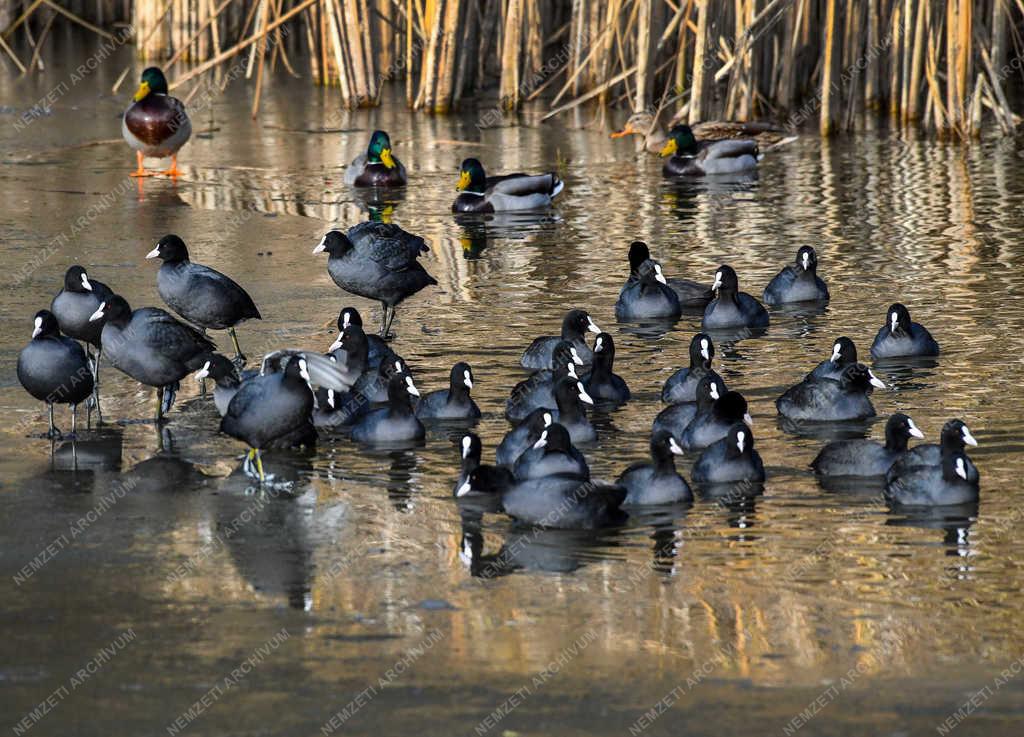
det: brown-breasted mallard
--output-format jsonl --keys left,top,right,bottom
{"left": 344, "top": 130, "right": 407, "bottom": 187}
{"left": 123, "top": 67, "right": 191, "bottom": 178}
{"left": 453, "top": 158, "right": 564, "bottom": 213}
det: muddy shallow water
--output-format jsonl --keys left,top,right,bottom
{"left": 2, "top": 39, "right": 1024, "bottom": 736}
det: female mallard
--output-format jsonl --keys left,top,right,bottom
{"left": 611, "top": 110, "right": 792, "bottom": 154}
{"left": 452, "top": 158, "right": 563, "bottom": 213}
{"left": 660, "top": 124, "right": 760, "bottom": 177}
{"left": 123, "top": 67, "right": 190, "bottom": 178}
{"left": 344, "top": 130, "right": 407, "bottom": 187}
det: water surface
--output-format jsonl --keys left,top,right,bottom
{"left": 2, "top": 40, "right": 1024, "bottom": 736}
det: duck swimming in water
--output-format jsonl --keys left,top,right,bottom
{"left": 660, "top": 124, "right": 760, "bottom": 177}
{"left": 453, "top": 158, "right": 563, "bottom": 213}
{"left": 344, "top": 130, "right": 407, "bottom": 187}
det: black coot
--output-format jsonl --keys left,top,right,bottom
{"left": 885, "top": 419, "right": 977, "bottom": 483}
{"left": 455, "top": 433, "right": 515, "bottom": 497}
{"left": 762, "top": 245, "right": 830, "bottom": 305}
{"left": 17, "top": 310, "right": 95, "bottom": 437}
{"left": 885, "top": 447, "right": 979, "bottom": 507}
{"left": 147, "top": 235, "right": 261, "bottom": 364}
{"left": 702, "top": 264, "right": 769, "bottom": 331}
{"left": 584, "top": 333, "right": 630, "bottom": 405}
{"left": 220, "top": 355, "right": 317, "bottom": 482}
{"left": 680, "top": 389, "right": 751, "bottom": 450}
{"left": 551, "top": 377, "right": 597, "bottom": 444}
{"left": 496, "top": 408, "right": 554, "bottom": 467}
{"left": 51, "top": 265, "right": 113, "bottom": 403}
{"left": 416, "top": 362, "right": 481, "bottom": 421}
{"left": 628, "top": 241, "right": 711, "bottom": 308}
{"left": 615, "top": 259, "right": 681, "bottom": 321}
{"left": 506, "top": 340, "right": 581, "bottom": 422}
{"left": 870, "top": 303, "right": 939, "bottom": 359}
{"left": 661, "top": 333, "right": 715, "bottom": 404}
{"left": 330, "top": 307, "right": 393, "bottom": 370}
{"left": 501, "top": 477, "right": 627, "bottom": 529}
{"left": 520, "top": 309, "right": 600, "bottom": 370}
{"left": 808, "top": 336, "right": 858, "bottom": 381}
{"left": 313, "top": 224, "right": 436, "bottom": 338}
{"left": 776, "top": 363, "right": 885, "bottom": 422}
{"left": 692, "top": 423, "right": 765, "bottom": 484}
{"left": 653, "top": 373, "right": 727, "bottom": 441}
{"left": 812, "top": 413, "right": 924, "bottom": 477}
{"left": 513, "top": 423, "right": 590, "bottom": 481}
{"left": 617, "top": 430, "right": 692, "bottom": 505}
{"left": 351, "top": 372, "right": 425, "bottom": 445}
{"left": 89, "top": 295, "right": 215, "bottom": 421}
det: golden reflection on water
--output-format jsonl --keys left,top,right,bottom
{"left": 1, "top": 66, "right": 1024, "bottom": 734}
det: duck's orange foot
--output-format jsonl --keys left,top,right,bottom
{"left": 159, "top": 155, "right": 182, "bottom": 178}
{"left": 130, "top": 152, "right": 152, "bottom": 177}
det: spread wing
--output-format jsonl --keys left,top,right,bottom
{"left": 260, "top": 349, "right": 356, "bottom": 391}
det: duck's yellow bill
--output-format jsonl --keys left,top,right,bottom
{"left": 610, "top": 125, "right": 634, "bottom": 139}
{"left": 456, "top": 170, "right": 470, "bottom": 191}
{"left": 133, "top": 81, "right": 150, "bottom": 102}
{"left": 380, "top": 148, "right": 396, "bottom": 169}
{"left": 659, "top": 139, "right": 677, "bottom": 157}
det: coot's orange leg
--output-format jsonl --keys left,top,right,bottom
{"left": 130, "top": 151, "right": 152, "bottom": 178}
{"left": 160, "top": 155, "right": 182, "bottom": 178}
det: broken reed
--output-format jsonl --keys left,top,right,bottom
{"left": 4, "top": 0, "right": 1022, "bottom": 135}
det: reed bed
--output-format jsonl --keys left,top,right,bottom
{"left": 2, "top": 0, "right": 1023, "bottom": 136}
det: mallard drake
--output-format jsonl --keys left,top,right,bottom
{"left": 611, "top": 110, "right": 792, "bottom": 153}
{"left": 661, "top": 124, "right": 760, "bottom": 177}
{"left": 344, "top": 130, "right": 407, "bottom": 187}
{"left": 123, "top": 67, "right": 190, "bottom": 178}
{"left": 452, "top": 158, "right": 563, "bottom": 213}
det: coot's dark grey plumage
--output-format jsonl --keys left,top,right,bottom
{"left": 628, "top": 241, "right": 712, "bottom": 308}
{"left": 455, "top": 433, "right": 516, "bottom": 497}
{"left": 496, "top": 408, "right": 553, "bottom": 467}
{"left": 692, "top": 423, "right": 765, "bottom": 484}
{"left": 811, "top": 413, "right": 924, "bottom": 477}
{"left": 653, "top": 373, "right": 727, "bottom": 439}
{"left": 680, "top": 389, "right": 751, "bottom": 450}
{"left": 808, "top": 336, "right": 858, "bottom": 381}
{"left": 702, "top": 264, "right": 769, "bottom": 330}
{"left": 615, "top": 259, "right": 681, "bottom": 321}
{"left": 90, "top": 295, "right": 215, "bottom": 421}
{"left": 870, "top": 303, "right": 939, "bottom": 359}
{"left": 506, "top": 340, "right": 582, "bottom": 422}
{"left": 885, "top": 447, "right": 979, "bottom": 507}
{"left": 17, "top": 310, "right": 95, "bottom": 437}
{"left": 762, "top": 246, "right": 830, "bottom": 305}
{"left": 146, "top": 234, "right": 261, "bottom": 364}
{"left": 520, "top": 309, "right": 600, "bottom": 370}
{"left": 885, "top": 419, "right": 978, "bottom": 484}
{"left": 513, "top": 423, "right": 590, "bottom": 481}
{"left": 313, "top": 225, "right": 436, "bottom": 338}
{"left": 661, "top": 333, "right": 715, "bottom": 404}
{"left": 776, "top": 363, "right": 885, "bottom": 422}
{"left": 351, "top": 372, "right": 425, "bottom": 445}
{"left": 583, "top": 333, "right": 630, "bottom": 405}
{"left": 618, "top": 430, "right": 692, "bottom": 505}
{"left": 416, "top": 361, "right": 481, "bottom": 421}
{"left": 220, "top": 355, "right": 317, "bottom": 482}
{"left": 501, "top": 476, "right": 627, "bottom": 529}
